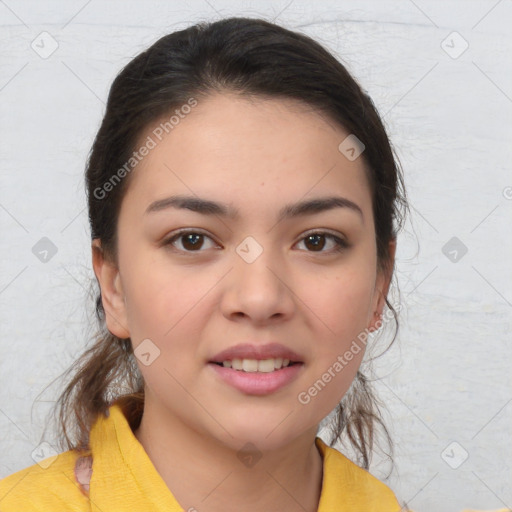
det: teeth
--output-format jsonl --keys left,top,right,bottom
{"left": 221, "top": 358, "right": 293, "bottom": 372}
{"left": 258, "top": 359, "right": 276, "bottom": 373}
{"left": 242, "top": 359, "right": 258, "bottom": 372}
{"left": 232, "top": 358, "right": 243, "bottom": 370}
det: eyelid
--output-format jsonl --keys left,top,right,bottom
{"left": 299, "top": 228, "right": 347, "bottom": 241}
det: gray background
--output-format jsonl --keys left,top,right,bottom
{"left": 1, "top": 1, "right": 511, "bottom": 511}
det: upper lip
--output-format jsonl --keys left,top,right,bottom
{"left": 209, "top": 343, "right": 304, "bottom": 363}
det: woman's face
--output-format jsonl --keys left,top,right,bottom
{"left": 94, "top": 92, "right": 393, "bottom": 451}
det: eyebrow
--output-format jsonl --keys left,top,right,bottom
{"left": 145, "top": 194, "right": 364, "bottom": 223}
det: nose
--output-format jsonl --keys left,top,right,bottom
{"left": 220, "top": 239, "right": 295, "bottom": 326}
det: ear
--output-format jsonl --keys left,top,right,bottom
{"left": 91, "top": 239, "right": 130, "bottom": 339}
{"left": 368, "top": 238, "right": 397, "bottom": 332}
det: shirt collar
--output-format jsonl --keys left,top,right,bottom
{"left": 88, "top": 398, "right": 398, "bottom": 511}
{"left": 88, "top": 399, "right": 183, "bottom": 511}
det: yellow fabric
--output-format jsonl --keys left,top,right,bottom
{"left": 0, "top": 398, "right": 403, "bottom": 511}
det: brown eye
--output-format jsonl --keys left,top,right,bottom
{"left": 164, "top": 230, "right": 217, "bottom": 252}
{"left": 297, "top": 232, "right": 348, "bottom": 253}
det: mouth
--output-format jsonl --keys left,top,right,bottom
{"left": 207, "top": 343, "right": 305, "bottom": 394}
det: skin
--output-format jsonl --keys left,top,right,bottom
{"left": 92, "top": 92, "right": 395, "bottom": 512}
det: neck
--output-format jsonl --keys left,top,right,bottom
{"left": 133, "top": 399, "right": 324, "bottom": 512}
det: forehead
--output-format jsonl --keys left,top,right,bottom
{"left": 121, "top": 93, "right": 372, "bottom": 219}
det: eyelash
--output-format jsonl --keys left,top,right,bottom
{"left": 162, "top": 229, "right": 349, "bottom": 255}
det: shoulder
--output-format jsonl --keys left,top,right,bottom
{"left": 316, "top": 438, "right": 402, "bottom": 511}
{"left": 0, "top": 448, "right": 90, "bottom": 511}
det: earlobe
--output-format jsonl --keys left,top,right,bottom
{"left": 91, "top": 240, "right": 130, "bottom": 339}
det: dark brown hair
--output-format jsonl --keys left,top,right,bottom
{"left": 46, "top": 16, "right": 407, "bottom": 470}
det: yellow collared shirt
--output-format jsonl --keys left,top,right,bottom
{"left": 0, "top": 400, "right": 402, "bottom": 511}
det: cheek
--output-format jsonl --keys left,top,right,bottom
{"left": 120, "top": 251, "right": 214, "bottom": 368}
{"left": 302, "top": 264, "right": 376, "bottom": 347}
{"left": 121, "top": 262, "right": 208, "bottom": 395}
{"left": 298, "top": 260, "right": 376, "bottom": 405}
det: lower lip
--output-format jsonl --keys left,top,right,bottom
{"left": 208, "top": 363, "right": 304, "bottom": 395}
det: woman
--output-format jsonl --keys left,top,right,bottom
{"left": 0, "top": 16, "right": 409, "bottom": 511}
